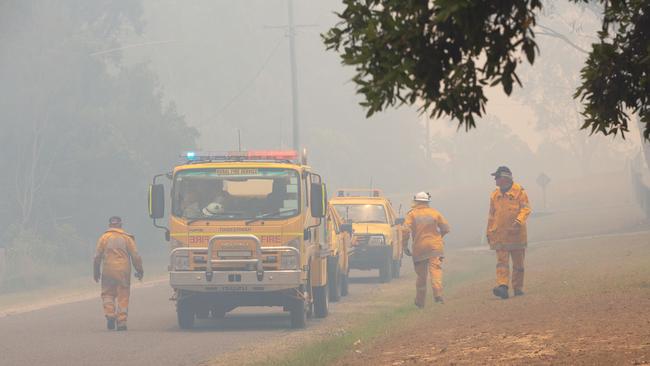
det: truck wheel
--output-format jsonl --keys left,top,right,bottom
{"left": 210, "top": 307, "right": 226, "bottom": 319}
{"left": 392, "top": 258, "right": 401, "bottom": 278}
{"left": 313, "top": 285, "right": 329, "bottom": 318}
{"left": 289, "top": 297, "right": 307, "bottom": 329}
{"left": 379, "top": 253, "right": 392, "bottom": 283}
{"left": 328, "top": 257, "right": 341, "bottom": 302}
{"left": 340, "top": 270, "right": 349, "bottom": 296}
{"left": 177, "top": 300, "right": 195, "bottom": 329}
{"left": 196, "top": 307, "right": 210, "bottom": 319}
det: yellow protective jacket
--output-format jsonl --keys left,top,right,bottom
{"left": 94, "top": 228, "right": 143, "bottom": 286}
{"left": 487, "top": 183, "right": 532, "bottom": 250}
{"left": 402, "top": 204, "right": 450, "bottom": 262}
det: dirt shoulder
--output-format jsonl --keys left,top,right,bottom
{"left": 336, "top": 232, "right": 650, "bottom": 366}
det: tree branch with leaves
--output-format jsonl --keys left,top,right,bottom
{"left": 323, "top": 0, "right": 650, "bottom": 139}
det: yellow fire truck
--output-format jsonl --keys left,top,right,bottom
{"left": 329, "top": 189, "right": 404, "bottom": 283}
{"left": 148, "top": 150, "right": 332, "bottom": 329}
{"left": 325, "top": 204, "right": 354, "bottom": 301}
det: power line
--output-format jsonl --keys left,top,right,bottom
{"left": 200, "top": 36, "right": 285, "bottom": 124}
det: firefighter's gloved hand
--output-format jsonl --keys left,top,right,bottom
{"left": 135, "top": 271, "right": 144, "bottom": 281}
{"left": 403, "top": 248, "right": 412, "bottom": 257}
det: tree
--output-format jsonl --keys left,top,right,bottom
{"left": 322, "top": 0, "right": 650, "bottom": 139}
{"left": 0, "top": 1, "right": 197, "bottom": 290}
{"left": 512, "top": 2, "right": 635, "bottom": 175}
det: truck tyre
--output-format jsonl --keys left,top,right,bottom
{"left": 289, "top": 297, "right": 307, "bottom": 329}
{"left": 196, "top": 307, "right": 210, "bottom": 319}
{"left": 306, "top": 276, "right": 314, "bottom": 319}
{"left": 177, "top": 300, "right": 195, "bottom": 329}
{"left": 328, "top": 257, "right": 341, "bottom": 302}
{"left": 313, "top": 285, "right": 329, "bottom": 318}
{"left": 392, "top": 258, "right": 401, "bottom": 278}
{"left": 379, "top": 253, "right": 392, "bottom": 283}
{"left": 340, "top": 270, "right": 349, "bottom": 296}
{"left": 211, "top": 307, "right": 227, "bottom": 319}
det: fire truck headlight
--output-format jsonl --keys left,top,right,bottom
{"left": 172, "top": 253, "right": 190, "bottom": 271}
{"left": 368, "top": 235, "right": 386, "bottom": 246}
{"left": 280, "top": 252, "right": 299, "bottom": 270}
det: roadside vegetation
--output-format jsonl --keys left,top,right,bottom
{"left": 0, "top": 2, "right": 196, "bottom": 293}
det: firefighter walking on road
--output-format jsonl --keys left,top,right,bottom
{"left": 487, "top": 166, "right": 532, "bottom": 299}
{"left": 94, "top": 216, "right": 143, "bottom": 331}
{"left": 402, "top": 192, "right": 450, "bottom": 308}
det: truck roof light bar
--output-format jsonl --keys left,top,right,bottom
{"left": 181, "top": 150, "right": 299, "bottom": 163}
{"left": 336, "top": 188, "right": 384, "bottom": 197}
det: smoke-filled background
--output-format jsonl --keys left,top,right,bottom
{"left": 1, "top": 0, "right": 649, "bottom": 292}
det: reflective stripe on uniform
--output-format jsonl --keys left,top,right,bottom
{"left": 494, "top": 243, "right": 527, "bottom": 250}
{"left": 413, "top": 250, "right": 444, "bottom": 263}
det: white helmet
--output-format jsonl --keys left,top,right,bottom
{"left": 202, "top": 202, "right": 223, "bottom": 216}
{"left": 413, "top": 192, "right": 431, "bottom": 202}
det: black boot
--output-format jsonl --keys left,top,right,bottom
{"left": 116, "top": 322, "right": 127, "bottom": 331}
{"left": 106, "top": 317, "right": 116, "bottom": 330}
{"left": 492, "top": 285, "right": 509, "bottom": 299}
{"left": 434, "top": 296, "right": 444, "bottom": 304}
{"left": 514, "top": 289, "right": 524, "bottom": 296}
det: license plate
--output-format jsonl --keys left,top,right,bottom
{"left": 217, "top": 250, "right": 252, "bottom": 257}
{"left": 206, "top": 286, "right": 249, "bottom": 292}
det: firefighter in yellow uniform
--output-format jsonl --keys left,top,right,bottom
{"left": 402, "top": 192, "right": 450, "bottom": 307}
{"left": 487, "top": 166, "right": 531, "bottom": 299}
{"left": 94, "top": 216, "right": 143, "bottom": 331}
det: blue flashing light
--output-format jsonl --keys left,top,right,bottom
{"left": 186, "top": 151, "right": 196, "bottom": 160}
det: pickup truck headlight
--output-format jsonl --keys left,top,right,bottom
{"left": 280, "top": 252, "right": 299, "bottom": 270}
{"left": 367, "top": 235, "right": 386, "bottom": 246}
{"left": 172, "top": 252, "right": 190, "bottom": 271}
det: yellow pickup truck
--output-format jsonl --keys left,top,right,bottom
{"left": 329, "top": 189, "right": 404, "bottom": 283}
{"left": 148, "top": 150, "right": 332, "bottom": 329}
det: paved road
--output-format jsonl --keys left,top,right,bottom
{"left": 0, "top": 269, "right": 394, "bottom": 366}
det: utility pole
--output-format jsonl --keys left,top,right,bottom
{"left": 266, "top": 1, "right": 314, "bottom": 150}
{"left": 425, "top": 119, "right": 431, "bottom": 161}
{"left": 288, "top": 0, "right": 300, "bottom": 151}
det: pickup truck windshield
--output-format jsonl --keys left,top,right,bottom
{"left": 333, "top": 204, "right": 388, "bottom": 224}
{"left": 172, "top": 168, "right": 300, "bottom": 220}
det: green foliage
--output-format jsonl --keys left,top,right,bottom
{"left": 573, "top": 0, "right": 650, "bottom": 139}
{"left": 323, "top": 0, "right": 542, "bottom": 130}
{"left": 323, "top": 0, "right": 650, "bottom": 139}
{"left": 0, "top": 1, "right": 197, "bottom": 290}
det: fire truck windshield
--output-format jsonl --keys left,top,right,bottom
{"left": 333, "top": 204, "right": 388, "bottom": 224}
{"left": 172, "top": 168, "right": 300, "bottom": 221}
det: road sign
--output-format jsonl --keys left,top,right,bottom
{"left": 537, "top": 173, "right": 551, "bottom": 188}
{"left": 537, "top": 173, "right": 551, "bottom": 209}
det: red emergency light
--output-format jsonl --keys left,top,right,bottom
{"left": 246, "top": 150, "right": 298, "bottom": 160}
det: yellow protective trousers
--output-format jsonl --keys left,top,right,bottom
{"left": 414, "top": 256, "right": 443, "bottom": 306}
{"left": 101, "top": 282, "right": 130, "bottom": 324}
{"left": 496, "top": 249, "right": 525, "bottom": 290}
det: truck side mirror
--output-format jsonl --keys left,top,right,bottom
{"left": 310, "top": 183, "right": 327, "bottom": 218}
{"left": 340, "top": 223, "right": 353, "bottom": 234}
{"left": 395, "top": 218, "right": 405, "bottom": 225}
{"left": 148, "top": 184, "right": 165, "bottom": 219}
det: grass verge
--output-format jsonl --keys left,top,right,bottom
{"left": 251, "top": 252, "right": 495, "bottom": 366}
